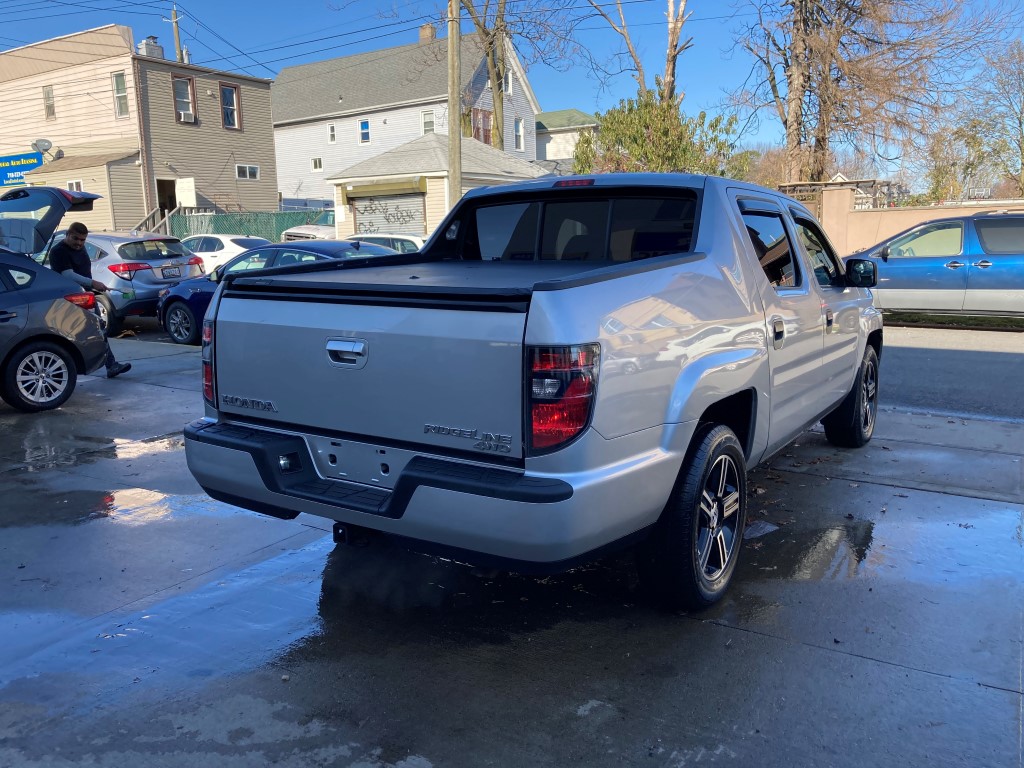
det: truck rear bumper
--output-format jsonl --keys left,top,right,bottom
{"left": 184, "top": 419, "right": 683, "bottom": 567}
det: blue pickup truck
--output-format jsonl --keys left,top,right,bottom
{"left": 858, "top": 211, "right": 1024, "bottom": 316}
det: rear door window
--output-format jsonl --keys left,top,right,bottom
{"left": 974, "top": 218, "right": 1024, "bottom": 254}
{"left": 1, "top": 265, "right": 35, "bottom": 289}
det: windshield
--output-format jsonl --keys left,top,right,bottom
{"left": 313, "top": 210, "right": 335, "bottom": 227}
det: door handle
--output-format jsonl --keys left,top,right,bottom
{"left": 971, "top": 260, "right": 993, "bottom": 269}
{"left": 326, "top": 339, "right": 367, "bottom": 365}
{"left": 0, "top": 311, "right": 17, "bottom": 322}
{"left": 824, "top": 308, "right": 835, "bottom": 331}
{"left": 944, "top": 261, "right": 965, "bottom": 270}
{"left": 771, "top": 318, "right": 785, "bottom": 350}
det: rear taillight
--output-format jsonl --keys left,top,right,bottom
{"left": 527, "top": 343, "right": 600, "bottom": 454}
{"left": 64, "top": 292, "right": 96, "bottom": 309}
{"left": 188, "top": 256, "right": 205, "bottom": 272}
{"left": 202, "top": 319, "right": 215, "bottom": 405}
{"left": 108, "top": 262, "right": 151, "bottom": 280}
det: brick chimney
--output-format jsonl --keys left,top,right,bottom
{"left": 419, "top": 24, "right": 436, "bottom": 44}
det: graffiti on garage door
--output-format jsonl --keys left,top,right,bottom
{"left": 353, "top": 194, "right": 425, "bottom": 236}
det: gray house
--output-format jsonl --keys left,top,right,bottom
{"left": 273, "top": 25, "right": 541, "bottom": 210}
{"left": 326, "top": 132, "right": 547, "bottom": 238}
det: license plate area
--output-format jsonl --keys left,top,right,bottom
{"left": 162, "top": 266, "right": 181, "bottom": 278}
{"left": 304, "top": 436, "right": 421, "bottom": 489}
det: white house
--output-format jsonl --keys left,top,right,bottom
{"left": 272, "top": 25, "right": 541, "bottom": 210}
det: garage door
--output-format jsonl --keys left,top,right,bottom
{"left": 352, "top": 193, "right": 425, "bottom": 236}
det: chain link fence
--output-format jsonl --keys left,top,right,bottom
{"left": 168, "top": 210, "right": 324, "bottom": 242}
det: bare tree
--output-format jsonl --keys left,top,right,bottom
{"left": 974, "top": 40, "right": 1024, "bottom": 197}
{"left": 580, "top": 0, "right": 693, "bottom": 104}
{"left": 736, "top": 0, "right": 1018, "bottom": 183}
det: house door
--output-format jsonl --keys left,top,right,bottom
{"left": 156, "top": 179, "right": 177, "bottom": 216}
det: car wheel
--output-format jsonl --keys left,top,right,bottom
{"left": 164, "top": 301, "right": 199, "bottom": 345}
{"left": 638, "top": 424, "right": 747, "bottom": 609}
{"left": 622, "top": 361, "right": 638, "bottom": 375}
{"left": 96, "top": 294, "right": 123, "bottom": 337}
{"left": 822, "top": 345, "right": 879, "bottom": 448}
{"left": 0, "top": 341, "right": 77, "bottom": 412}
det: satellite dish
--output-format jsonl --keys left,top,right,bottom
{"left": 31, "top": 138, "right": 52, "bottom": 153}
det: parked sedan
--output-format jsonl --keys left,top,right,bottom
{"left": 157, "top": 240, "right": 398, "bottom": 344}
{"left": 854, "top": 211, "right": 1024, "bottom": 315}
{"left": 179, "top": 234, "right": 271, "bottom": 272}
{"left": 343, "top": 233, "right": 425, "bottom": 253}
{"left": 0, "top": 187, "right": 107, "bottom": 412}
{"left": 39, "top": 231, "right": 205, "bottom": 335}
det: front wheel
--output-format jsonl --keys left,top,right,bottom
{"left": 0, "top": 341, "right": 78, "bottom": 412}
{"left": 164, "top": 301, "right": 199, "bottom": 345}
{"left": 638, "top": 424, "right": 747, "bottom": 610}
{"left": 822, "top": 345, "right": 879, "bottom": 448}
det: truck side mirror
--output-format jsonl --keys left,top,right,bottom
{"left": 845, "top": 258, "right": 877, "bottom": 288}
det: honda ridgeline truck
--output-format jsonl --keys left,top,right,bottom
{"left": 184, "top": 174, "right": 883, "bottom": 608}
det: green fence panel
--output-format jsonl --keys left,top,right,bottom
{"left": 168, "top": 211, "right": 323, "bottom": 242}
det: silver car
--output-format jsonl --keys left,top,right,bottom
{"left": 41, "top": 231, "right": 204, "bottom": 335}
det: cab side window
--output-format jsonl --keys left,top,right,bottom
{"left": 794, "top": 218, "right": 842, "bottom": 288}
{"left": 740, "top": 211, "right": 800, "bottom": 289}
{"left": 226, "top": 250, "right": 272, "bottom": 272}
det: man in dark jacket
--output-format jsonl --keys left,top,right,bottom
{"left": 49, "top": 222, "right": 131, "bottom": 378}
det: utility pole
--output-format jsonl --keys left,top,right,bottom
{"left": 447, "top": 0, "right": 462, "bottom": 208}
{"left": 171, "top": 4, "right": 183, "bottom": 63}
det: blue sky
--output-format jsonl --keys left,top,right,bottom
{"left": 0, "top": 0, "right": 773, "bottom": 140}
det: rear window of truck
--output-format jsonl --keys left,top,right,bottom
{"left": 447, "top": 191, "right": 699, "bottom": 263}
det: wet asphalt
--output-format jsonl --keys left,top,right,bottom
{"left": 0, "top": 329, "right": 1021, "bottom": 768}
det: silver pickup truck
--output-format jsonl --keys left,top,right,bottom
{"left": 184, "top": 174, "right": 883, "bottom": 608}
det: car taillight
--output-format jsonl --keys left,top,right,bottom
{"left": 188, "top": 256, "right": 205, "bottom": 273}
{"left": 64, "top": 292, "right": 96, "bottom": 309}
{"left": 108, "top": 262, "right": 151, "bottom": 280}
{"left": 527, "top": 343, "right": 600, "bottom": 454}
{"left": 202, "top": 319, "right": 215, "bottom": 405}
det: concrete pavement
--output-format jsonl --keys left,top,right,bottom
{"left": 0, "top": 333, "right": 1020, "bottom": 767}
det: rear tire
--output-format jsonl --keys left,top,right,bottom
{"left": 96, "top": 294, "right": 123, "bottom": 337}
{"left": 0, "top": 341, "right": 77, "bottom": 412}
{"left": 164, "top": 301, "right": 199, "bottom": 345}
{"left": 823, "top": 345, "right": 879, "bottom": 448}
{"left": 638, "top": 424, "right": 747, "bottom": 610}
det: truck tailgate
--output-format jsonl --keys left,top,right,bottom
{"left": 214, "top": 295, "right": 528, "bottom": 459}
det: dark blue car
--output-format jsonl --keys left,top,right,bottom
{"left": 157, "top": 240, "right": 396, "bottom": 344}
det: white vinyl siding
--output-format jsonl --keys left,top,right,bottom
{"left": 107, "top": 157, "right": 146, "bottom": 230}
{"left": 274, "top": 101, "right": 448, "bottom": 203}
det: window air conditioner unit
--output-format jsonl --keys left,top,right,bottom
{"left": 178, "top": 111, "right": 195, "bottom": 123}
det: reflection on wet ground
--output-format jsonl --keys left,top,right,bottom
{"left": 0, "top": 410, "right": 1021, "bottom": 766}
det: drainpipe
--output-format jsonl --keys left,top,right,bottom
{"left": 131, "top": 56, "right": 152, "bottom": 215}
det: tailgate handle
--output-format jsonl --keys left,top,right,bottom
{"left": 327, "top": 339, "right": 367, "bottom": 366}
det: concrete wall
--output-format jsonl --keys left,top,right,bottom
{"left": 819, "top": 187, "right": 1023, "bottom": 255}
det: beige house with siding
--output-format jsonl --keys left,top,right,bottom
{"left": 0, "top": 25, "right": 277, "bottom": 233}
